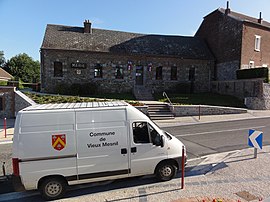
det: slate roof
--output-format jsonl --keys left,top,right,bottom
{"left": 216, "top": 8, "right": 270, "bottom": 29}
{"left": 41, "top": 24, "right": 214, "bottom": 60}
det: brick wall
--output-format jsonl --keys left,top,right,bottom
{"left": 41, "top": 49, "right": 213, "bottom": 94}
{"left": 241, "top": 23, "right": 270, "bottom": 69}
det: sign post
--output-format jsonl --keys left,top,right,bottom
{"left": 181, "top": 146, "right": 185, "bottom": 189}
{"left": 248, "top": 129, "right": 263, "bottom": 158}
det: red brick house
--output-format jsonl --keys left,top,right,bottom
{"left": 196, "top": 4, "right": 270, "bottom": 81}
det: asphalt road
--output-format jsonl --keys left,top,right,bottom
{"left": 161, "top": 117, "right": 270, "bottom": 159}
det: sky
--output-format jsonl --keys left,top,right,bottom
{"left": 1, "top": 0, "right": 270, "bottom": 61}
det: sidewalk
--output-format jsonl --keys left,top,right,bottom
{"left": 0, "top": 118, "right": 15, "bottom": 144}
{"left": 154, "top": 109, "right": 270, "bottom": 127}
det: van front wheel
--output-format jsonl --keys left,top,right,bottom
{"left": 156, "top": 162, "right": 177, "bottom": 181}
{"left": 40, "top": 177, "right": 67, "bottom": 200}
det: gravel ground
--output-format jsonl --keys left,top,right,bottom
{"left": 0, "top": 143, "right": 12, "bottom": 176}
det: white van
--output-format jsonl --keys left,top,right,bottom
{"left": 12, "top": 101, "right": 186, "bottom": 200}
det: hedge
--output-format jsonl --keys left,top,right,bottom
{"left": 236, "top": 67, "right": 269, "bottom": 83}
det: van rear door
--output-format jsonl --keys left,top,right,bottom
{"left": 75, "top": 109, "right": 129, "bottom": 182}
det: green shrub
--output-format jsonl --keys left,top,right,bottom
{"left": 69, "top": 83, "right": 81, "bottom": 96}
{"left": 80, "top": 82, "right": 97, "bottom": 96}
{"left": 68, "top": 82, "right": 97, "bottom": 96}
{"left": 0, "top": 81, "right": 7, "bottom": 86}
{"left": 54, "top": 83, "right": 70, "bottom": 95}
{"left": 236, "top": 67, "right": 269, "bottom": 83}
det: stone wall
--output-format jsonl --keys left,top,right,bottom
{"left": 41, "top": 50, "right": 213, "bottom": 94}
{"left": 173, "top": 105, "right": 247, "bottom": 117}
{"left": 0, "top": 87, "right": 36, "bottom": 118}
{"left": 15, "top": 91, "right": 36, "bottom": 115}
{"left": 0, "top": 87, "right": 15, "bottom": 118}
{"left": 211, "top": 79, "right": 270, "bottom": 110}
{"left": 216, "top": 61, "right": 240, "bottom": 81}
{"left": 245, "top": 83, "right": 270, "bottom": 109}
{"left": 195, "top": 10, "right": 243, "bottom": 81}
{"left": 211, "top": 79, "right": 264, "bottom": 99}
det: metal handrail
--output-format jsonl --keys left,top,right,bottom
{"left": 162, "top": 91, "right": 175, "bottom": 114}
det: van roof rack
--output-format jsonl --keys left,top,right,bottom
{"left": 23, "top": 101, "right": 128, "bottom": 111}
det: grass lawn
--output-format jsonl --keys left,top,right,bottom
{"left": 154, "top": 93, "right": 246, "bottom": 108}
{"left": 24, "top": 92, "right": 142, "bottom": 105}
{"left": 24, "top": 91, "right": 245, "bottom": 108}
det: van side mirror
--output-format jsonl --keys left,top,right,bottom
{"left": 160, "top": 135, "right": 164, "bottom": 147}
{"left": 154, "top": 135, "right": 164, "bottom": 147}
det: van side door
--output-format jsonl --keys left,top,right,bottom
{"left": 75, "top": 109, "right": 129, "bottom": 182}
{"left": 129, "top": 121, "right": 168, "bottom": 176}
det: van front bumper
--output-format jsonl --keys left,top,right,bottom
{"left": 174, "top": 155, "right": 187, "bottom": 170}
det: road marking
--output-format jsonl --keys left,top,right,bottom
{"left": 138, "top": 187, "right": 148, "bottom": 202}
{"left": 175, "top": 126, "right": 266, "bottom": 137}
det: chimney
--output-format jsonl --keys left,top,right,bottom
{"left": 225, "top": 1, "right": 231, "bottom": 15}
{"left": 84, "top": 20, "right": 92, "bottom": 33}
{"left": 258, "top": 12, "right": 263, "bottom": 24}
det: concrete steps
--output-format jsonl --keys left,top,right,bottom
{"left": 145, "top": 103, "right": 175, "bottom": 120}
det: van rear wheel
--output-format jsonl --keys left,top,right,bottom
{"left": 40, "top": 177, "right": 67, "bottom": 200}
{"left": 156, "top": 162, "right": 177, "bottom": 181}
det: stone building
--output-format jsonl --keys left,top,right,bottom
{"left": 40, "top": 21, "right": 214, "bottom": 95}
{"left": 40, "top": 4, "right": 270, "bottom": 98}
{"left": 196, "top": 3, "right": 270, "bottom": 81}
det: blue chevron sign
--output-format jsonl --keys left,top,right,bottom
{"left": 248, "top": 129, "right": 263, "bottom": 150}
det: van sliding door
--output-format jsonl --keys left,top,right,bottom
{"left": 75, "top": 109, "right": 129, "bottom": 182}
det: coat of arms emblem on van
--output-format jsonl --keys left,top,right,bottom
{"left": 52, "top": 134, "right": 66, "bottom": 151}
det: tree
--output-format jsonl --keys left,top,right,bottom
{"left": 5, "top": 53, "right": 40, "bottom": 83}
{"left": 0, "top": 51, "right": 5, "bottom": 67}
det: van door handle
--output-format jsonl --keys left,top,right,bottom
{"left": 121, "top": 148, "right": 127, "bottom": 154}
{"left": 131, "top": 147, "right": 137, "bottom": 153}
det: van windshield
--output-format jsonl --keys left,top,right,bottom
{"left": 149, "top": 121, "right": 172, "bottom": 140}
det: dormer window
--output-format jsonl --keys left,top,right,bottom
{"left": 255, "top": 35, "right": 261, "bottom": 51}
